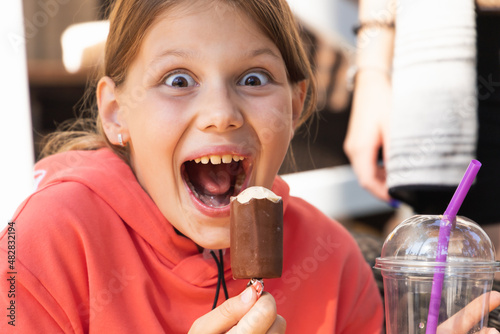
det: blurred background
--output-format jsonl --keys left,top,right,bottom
{"left": 1, "top": 0, "right": 396, "bottom": 234}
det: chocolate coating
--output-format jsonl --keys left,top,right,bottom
{"left": 230, "top": 197, "right": 283, "bottom": 279}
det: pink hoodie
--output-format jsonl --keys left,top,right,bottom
{"left": 0, "top": 148, "right": 382, "bottom": 333}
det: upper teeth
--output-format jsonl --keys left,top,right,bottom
{"left": 193, "top": 154, "right": 245, "bottom": 165}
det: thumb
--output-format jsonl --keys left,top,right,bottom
{"left": 189, "top": 286, "right": 257, "bottom": 334}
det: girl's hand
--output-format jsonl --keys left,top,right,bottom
{"left": 189, "top": 287, "right": 286, "bottom": 334}
{"left": 437, "top": 291, "right": 500, "bottom": 334}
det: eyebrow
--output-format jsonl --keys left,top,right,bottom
{"left": 149, "top": 49, "right": 196, "bottom": 68}
{"left": 245, "top": 47, "right": 282, "bottom": 60}
{"left": 149, "top": 47, "right": 281, "bottom": 68}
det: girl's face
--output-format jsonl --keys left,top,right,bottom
{"left": 102, "top": 2, "right": 305, "bottom": 249}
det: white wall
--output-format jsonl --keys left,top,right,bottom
{"left": 281, "top": 165, "right": 392, "bottom": 220}
{"left": 0, "top": 0, "right": 98, "bottom": 228}
{"left": 287, "top": 0, "right": 358, "bottom": 46}
{"left": 0, "top": 2, "right": 35, "bottom": 227}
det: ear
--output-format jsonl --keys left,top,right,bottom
{"left": 291, "top": 80, "right": 307, "bottom": 130}
{"left": 96, "top": 76, "right": 129, "bottom": 146}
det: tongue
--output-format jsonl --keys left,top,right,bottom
{"left": 188, "top": 162, "right": 233, "bottom": 195}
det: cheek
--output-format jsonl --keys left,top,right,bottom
{"left": 127, "top": 96, "right": 186, "bottom": 149}
{"left": 256, "top": 100, "right": 294, "bottom": 148}
{"left": 125, "top": 100, "right": 187, "bottom": 191}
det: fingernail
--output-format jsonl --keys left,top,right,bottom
{"left": 389, "top": 198, "right": 400, "bottom": 208}
{"left": 240, "top": 287, "right": 253, "bottom": 304}
{"left": 249, "top": 279, "right": 264, "bottom": 298}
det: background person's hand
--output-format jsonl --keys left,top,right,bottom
{"left": 437, "top": 291, "right": 500, "bottom": 334}
{"left": 344, "top": 70, "right": 392, "bottom": 202}
{"left": 189, "top": 287, "right": 286, "bottom": 334}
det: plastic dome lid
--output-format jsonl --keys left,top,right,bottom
{"left": 375, "top": 215, "right": 500, "bottom": 273}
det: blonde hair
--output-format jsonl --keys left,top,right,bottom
{"left": 40, "top": 0, "right": 317, "bottom": 161}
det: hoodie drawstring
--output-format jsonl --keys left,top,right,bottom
{"left": 210, "top": 249, "right": 229, "bottom": 309}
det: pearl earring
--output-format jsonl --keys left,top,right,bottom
{"left": 118, "top": 133, "right": 124, "bottom": 147}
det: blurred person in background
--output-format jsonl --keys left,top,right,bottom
{"left": 344, "top": 0, "right": 500, "bottom": 327}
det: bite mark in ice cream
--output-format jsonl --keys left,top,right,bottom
{"left": 230, "top": 186, "right": 283, "bottom": 279}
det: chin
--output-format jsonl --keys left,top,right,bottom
{"left": 197, "top": 238, "right": 230, "bottom": 251}
{"left": 187, "top": 223, "right": 231, "bottom": 250}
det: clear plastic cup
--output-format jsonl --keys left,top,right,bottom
{"left": 375, "top": 215, "right": 500, "bottom": 333}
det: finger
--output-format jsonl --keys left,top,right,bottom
{"left": 489, "top": 291, "right": 500, "bottom": 311}
{"left": 189, "top": 286, "right": 257, "bottom": 334}
{"left": 478, "top": 328, "right": 500, "bottom": 334}
{"left": 265, "top": 314, "right": 286, "bottom": 334}
{"left": 482, "top": 329, "right": 500, "bottom": 334}
{"left": 438, "top": 291, "right": 500, "bottom": 334}
{"left": 373, "top": 165, "right": 390, "bottom": 201}
{"left": 354, "top": 164, "right": 390, "bottom": 202}
{"left": 227, "top": 292, "right": 278, "bottom": 334}
{"left": 350, "top": 147, "right": 390, "bottom": 202}
{"left": 226, "top": 314, "right": 286, "bottom": 334}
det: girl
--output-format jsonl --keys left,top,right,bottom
{"left": 1, "top": 0, "right": 384, "bottom": 332}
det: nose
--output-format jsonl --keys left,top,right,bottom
{"left": 195, "top": 85, "right": 244, "bottom": 132}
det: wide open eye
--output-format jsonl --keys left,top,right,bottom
{"left": 164, "top": 72, "right": 197, "bottom": 88}
{"left": 238, "top": 72, "right": 270, "bottom": 86}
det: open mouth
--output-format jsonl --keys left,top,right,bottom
{"left": 182, "top": 154, "right": 247, "bottom": 208}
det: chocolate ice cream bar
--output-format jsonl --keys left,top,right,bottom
{"left": 230, "top": 186, "right": 283, "bottom": 279}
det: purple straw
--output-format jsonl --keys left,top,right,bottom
{"left": 425, "top": 160, "right": 482, "bottom": 334}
